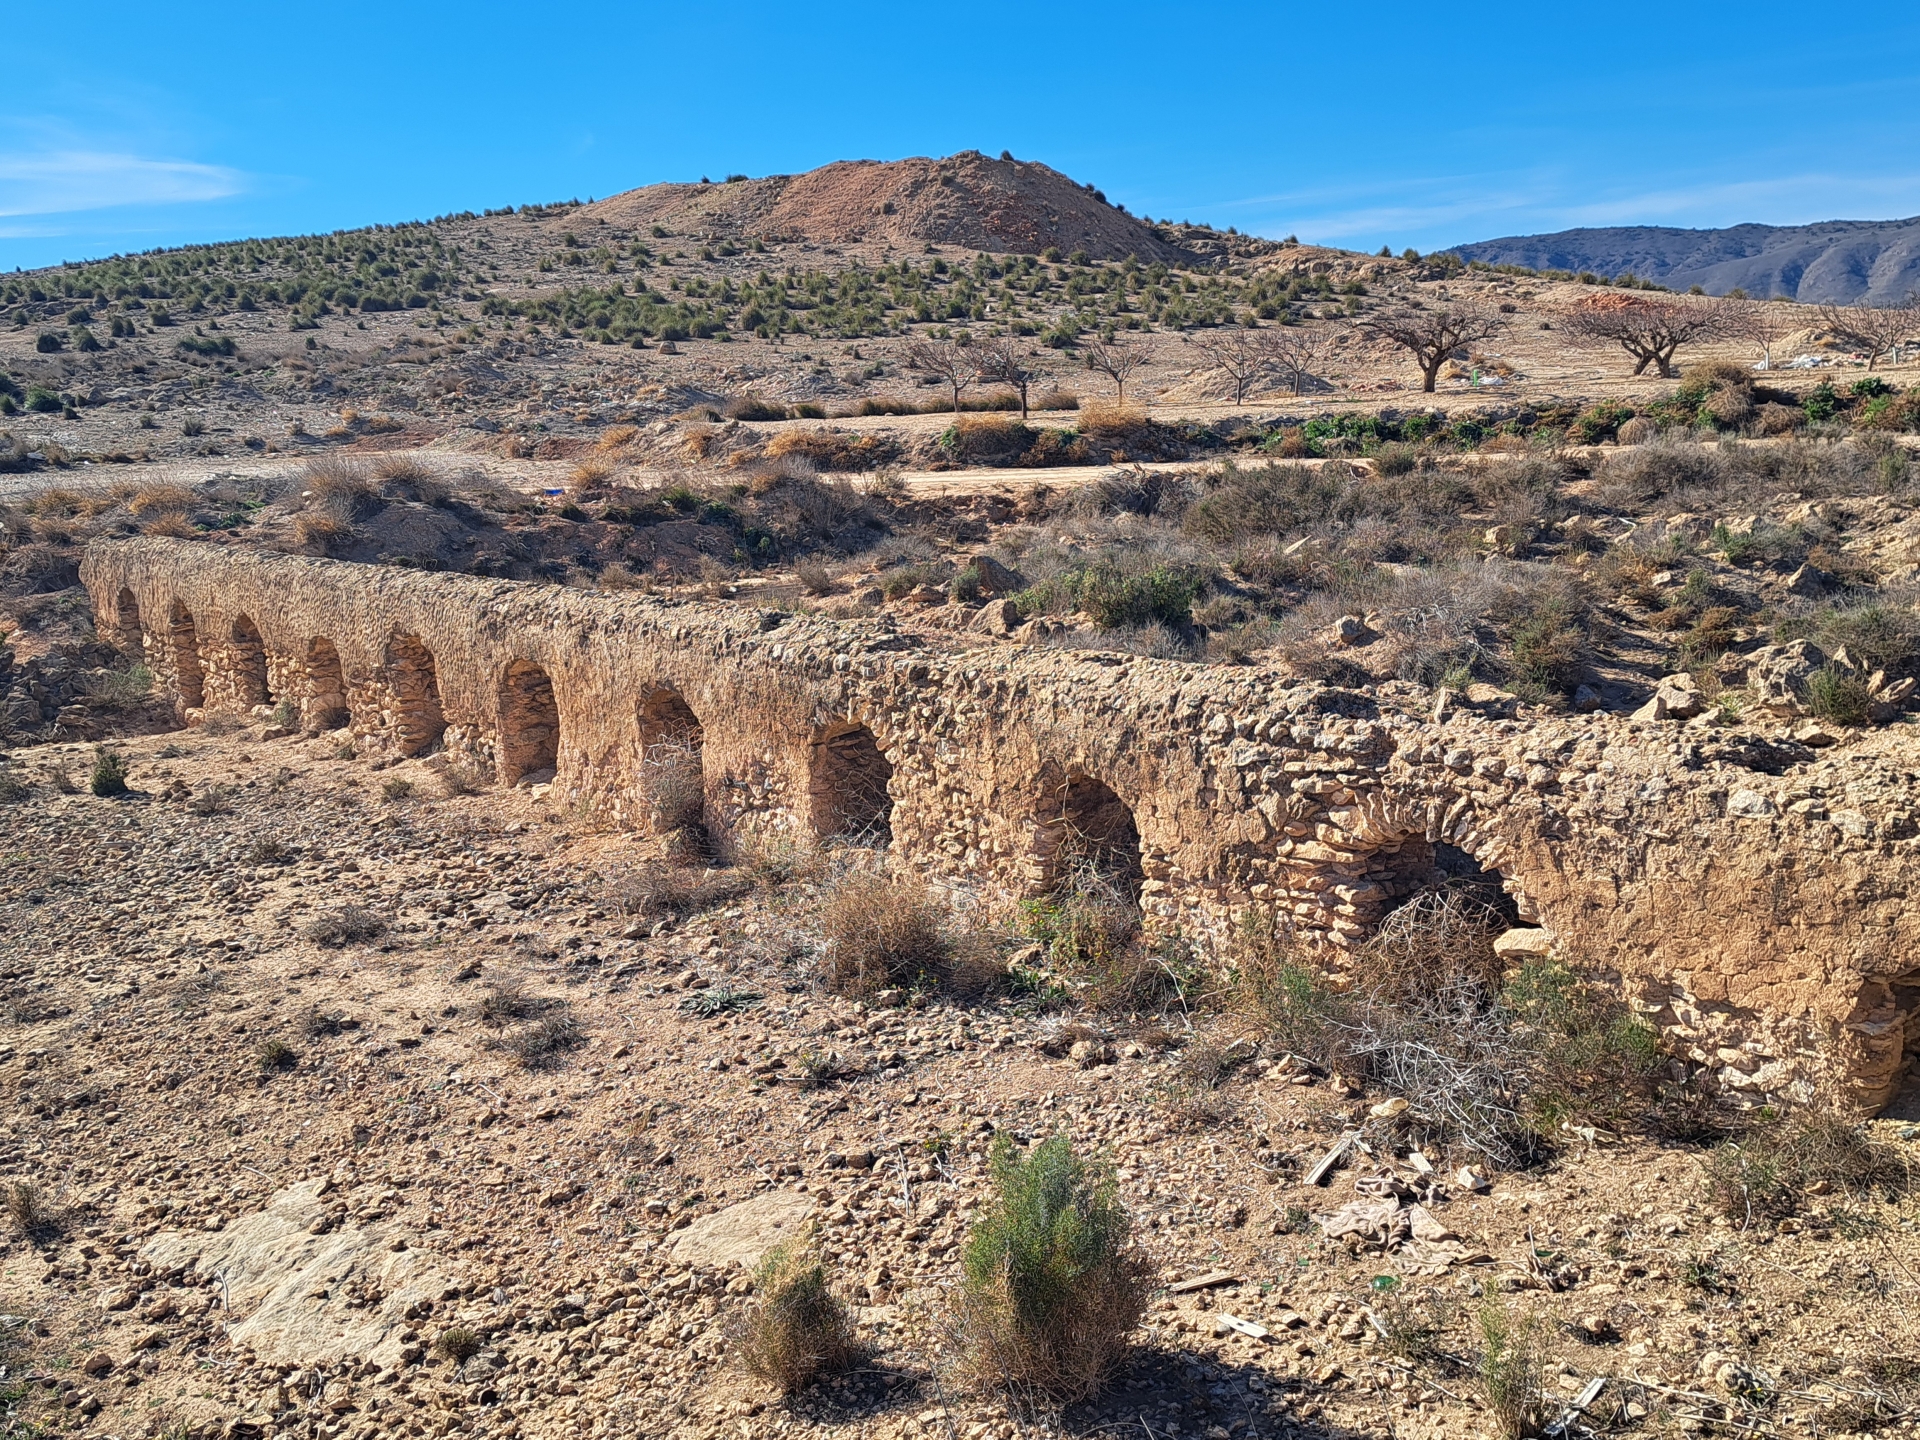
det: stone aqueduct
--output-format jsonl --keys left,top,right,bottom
{"left": 82, "top": 538, "right": 1920, "bottom": 1109}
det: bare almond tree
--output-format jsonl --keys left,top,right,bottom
{"left": 973, "top": 336, "right": 1039, "bottom": 419}
{"left": 900, "top": 337, "right": 975, "bottom": 412}
{"left": 1816, "top": 297, "right": 1920, "bottom": 372}
{"left": 1740, "top": 302, "right": 1799, "bottom": 370}
{"left": 1359, "top": 301, "right": 1508, "bottom": 392}
{"left": 1561, "top": 293, "right": 1740, "bottom": 378}
{"left": 1185, "top": 328, "right": 1271, "bottom": 404}
{"left": 1261, "top": 322, "right": 1332, "bottom": 396}
{"left": 1081, "top": 336, "right": 1150, "bottom": 402}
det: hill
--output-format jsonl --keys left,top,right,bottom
{"left": 1449, "top": 216, "right": 1920, "bottom": 304}
{"left": 578, "top": 150, "right": 1244, "bottom": 263}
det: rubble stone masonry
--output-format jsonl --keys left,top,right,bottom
{"left": 82, "top": 538, "right": 1920, "bottom": 1111}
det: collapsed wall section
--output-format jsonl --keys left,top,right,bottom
{"left": 82, "top": 538, "right": 1920, "bottom": 1110}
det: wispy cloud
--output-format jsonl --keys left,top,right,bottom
{"left": 0, "top": 148, "right": 243, "bottom": 219}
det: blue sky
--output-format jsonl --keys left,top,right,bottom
{"left": 7, "top": 1, "right": 1920, "bottom": 271}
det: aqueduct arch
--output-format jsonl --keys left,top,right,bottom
{"left": 498, "top": 660, "right": 561, "bottom": 784}
{"left": 1034, "top": 772, "right": 1143, "bottom": 903}
{"left": 224, "top": 615, "right": 271, "bottom": 710}
{"left": 114, "top": 587, "right": 144, "bottom": 659}
{"left": 165, "top": 601, "right": 205, "bottom": 710}
{"left": 638, "top": 686, "right": 705, "bottom": 834}
{"left": 304, "top": 637, "right": 350, "bottom": 730}
{"left": 809, "top": 721, "right": 893, "bottom": 844}
{"left": 383, "top": 633, "right": 445, "bottom": 756}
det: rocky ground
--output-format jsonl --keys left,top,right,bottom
{"left": 2, "top": 724, "right": 1920, "bottom": 1440}
{"left": 8, "top": 158, "right": 1920, "bottom": 1440}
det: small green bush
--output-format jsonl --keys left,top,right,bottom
{"left": 433, "top": 1327, "right": 484, "bottom": 1365}
{"left": 1015, "top": 562, "right": 1203, "bottom": 629}
{"left": 89, "top": 748, "right": 129, "bottom": 797}
{"left": 1571, "top": 401, "right": 1634, "bottom": 444}
{"left": 732, "top": 1241, "right": 859, "bottom": 1395}
{"left": 955, "top": 1135, "right": 1149, "bottom": 1401}
{"left": 1475, "top": 1298, "right": 1544, "bottom": 1439}
{"left": 1805, "top": 664, "right": 1872, "bottom": 726}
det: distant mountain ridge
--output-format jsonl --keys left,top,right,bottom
{"left": 1448, "top": 217, "right": 1920, "bottom": 305}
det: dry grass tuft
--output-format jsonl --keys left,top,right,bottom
{"left": 731, "top": 1240, "right": 860, "bottom": 1395}
{"left": 567, "top": 458, "right": 614, "bottom": 494}
{"left": 1075, "top": 399, "right": 1149, "bottom": 439}
{"left": 126, "top": 483, "right": 195, "bottom": 517}
{"left": 1703, "top": 1106, "right": 1911, "bottom": 1224}
{"left": 609, "top": 861, "right": 750, "bottom": 920}
{"left": 142, "top": 512, "right": 198, "bottom": 539}
{"left": 5, "top": 1180, "right": 60, "bottom": 1241}
{"left": 953, "top": 1135, "right": 1150, "bottom": 1403}
{"left": 819, "top": 872, "right": 951, "bottom": 996}
{"left": 303, "top": 905, "right": 389, "bottom": 948}
{"left": 497, "top": 1013, "right": 585, "bottom": 1070}
{"left": 291, "top": 511, "right": 353, "bottom": 552}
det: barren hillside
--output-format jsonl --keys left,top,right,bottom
{"left": 578, "top": 151, "right": 1213, "bottom": 263}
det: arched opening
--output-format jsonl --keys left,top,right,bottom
{"left": 809, "top": 721, "right": 893, "bottom": 844}
{"left": 498, "top": 660, "right": 560, "bottom": 784}
{"left": 638, "top": 686, "right": 704, "bottom": 834}
{"left": 384, "top": 633, "right": 445, "bottom": 756}
{"left": 305, "top": 637, "right": 349, "bottom": 730}
{"left": 229, "top": 615, "right": 270, "bottom": 710}
{"left": 166, "top": 601, "right": 205, "bottom": 710}
{"left": 1373, "top": 837, "right": 1521, "bottom": 930}
{"left": 114, "top": 587, "right": 144, "bottom": 659}
{"left": 1037, "top": 773, "right": 1143, "bottom": 904}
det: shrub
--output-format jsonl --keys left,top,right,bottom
{"left": 1805, "top": 664, "right": 1872, "bottom": 726}
{"left": 1015, "top": 562, "right": 1203, "bottom": 629}
{"left": 303, "top": 905, "right": 389, "bottom": 947}
{"left": 1703, "top": 1108, "right": 1909, "bottom": 1224}
{"left": 1475, "top": 1298, "right": 1544, "bottom": 1439}
{"left": 433, "top": 1327, "right": 485, "bottom": 1365}
{"left": 732, "top": 1241, "right": 859, "bottom": 1395}
{"left": 89, "top": 748, "right": 129, "bottom": 797}
{"left": 954, "top": 1135, "right": 1150, "bottom": 1402}
{"left": 1816, "top": 603, "right": 1919, "bottom": 674}
{"left": 640, "top": 739, "right": 706, "bottom": 837}
{"left": 5, "top": 1180, "right": 59, "bottom": 1240}
{"left": 499, "top": 1013, "right": 585, "bottom": 1069}
{"left": 1501, "top": 586, "right": 1589, "bottom": 697}
{"left": 35, "top": 333, "right": 63, "bottom": 353}
{"left": 794, "top": 560, "right": 837, "bottom": 595}
{"left": 381, "top": 777, "right": 415, "bottom": 802}
{"left": 1076, "top": 400, "right": 1149, "bottom": 439}
{"left": 608, "top": 861, "right": 749, "bottom": 919}
{"left": 723, "top": 395, "right": 789, "bottom": 422}
{"left": 1034, "top": 389, "right": 1080, "bottom": 411}
{"left": 1372, "top": 441, "right": 1420, "bottom": 476}
{"left": 256, "top": 1038, "right": 298, "bottom": 1073}
{"left": 0, "top": 773, "right": 28, "bottom": 803}
{"left": 566, "top": 458, "right": 613, "bottom": 493}
{"left": 764, "top": 429, "right": 900, "bottom": 472}
{"left": 181, "top": 417, "right": 207, "bottom": 437}
{"left": 819, "top": 873, "right": 951, "bottom": 995}
{"left": 939, "top": 414, "right": 1037, "bottom": 465}
{"left": 1572, "top": 401, "right": 1634, "bottom": 444}
{"left": 1021, "top": 868, "right": 1157, "bottom": 1012}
